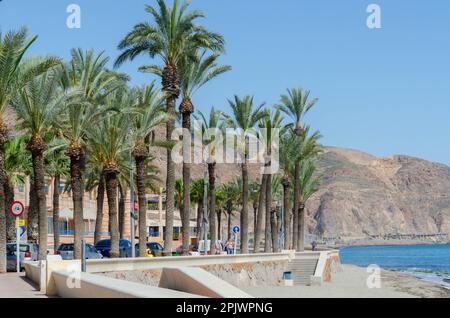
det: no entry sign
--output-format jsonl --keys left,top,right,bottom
{"left": 9, "top": 201, "right": 24, "bottom": 217}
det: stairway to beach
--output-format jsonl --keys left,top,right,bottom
{"left": 288, "top": 257, "right": 319, "bottom": 286}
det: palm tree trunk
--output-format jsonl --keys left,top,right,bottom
{"left": 162, "top": 63, "right": 179, "bottom": 256}
{"left": 164, "top": 95, "right": 176, "bottom": 256}
{"left": 208, "top": 163, "right": 217, "bottom": 254}
{"left": 30, "top": 143, "right": 48, "bottom": 261}
{"left": 217, "top": 210, "right": 222, "bottom": 241}
{"left": 298, "top": 204, "right": 306, "bottom": 251}
{"left": 227, "top": 210, "right": 232, "bottom": 241}
{"left": 27, "top": 175, "right": 38, "bottom": 242}
{"left": 69, "top": 150, "right": 85, "bottom": 260}
{"left": 292, "top": 162, "right": 300, "bottom": 250}
{"left": 105, "top": 170, "right": 119, "bottom": 258}
{"left": 271, "top": 210, "right": 278, "bottom": 252}
{"left": 196, "top": 201, "right": 203, "bottom": 244}
{"left": 254, "top": 175, "right": 267, "bottom": 253}
{"left": 282, "top": 180, "right": 291, "bottom": 250}
{"left": 264, "top": 174, "right": 272, "bottom": 253}
{"left": 241, "top": 162, "right": 249, "bottom": 254}
{"left": 0, "top": 142, "right": 6, "bottom": 273}
{"left": 135, "top": 156, "right": 148, "bottom": 258}
{"left": 53, "top": 175, "right": 60, "bottom": 251}
{"left": 5, "top": 179, "right": 16, "bottom": 241}
{"left": 181, "top": 112, "right": 191, "bottom": 255}
{"left": 118, "top": 184, "right": 125, "bottom": 239}
{"left": 94, "top": 174, "right": 105, "bottom": 244}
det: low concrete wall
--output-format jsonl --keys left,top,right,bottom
{"left": 24, "top": 261, "right": 42, "bottom": 287}
{"left": 87, "top": 253, "right": 292, "bottom": 273}
{"left": 52, "top": 270, "right": 203, "bottom": 298}
{"left": 159, "top": 267, "right": 253, "bottom": 298}
{"left": 201, "top": 261, "right": 289, "bottom": 288}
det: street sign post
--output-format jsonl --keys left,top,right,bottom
{"left": 233, "top": 226, "right": 240, "bottom": 255}
{"left": 9, "top": 201, "right": 24, "bottom": 273}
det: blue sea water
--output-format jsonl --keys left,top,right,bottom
{"left": 340, "top": 244, "right": 450, "bottom": 289}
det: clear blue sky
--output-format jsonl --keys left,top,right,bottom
{"left": 1, "top": 0, "right": 450, "bottom": 165}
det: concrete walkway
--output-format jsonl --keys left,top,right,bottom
{"left": 0, "top": 273, "right": 48, "bottom": 298}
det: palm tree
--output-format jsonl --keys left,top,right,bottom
{"left": 225, "top": 96, "right": 265, "bottom": 254}
{"left": 276, "top": 88, "right": 318, "bottom": 251}
{"left": 85, "top": 166, "right": 106, "bottom": 244}
{"left": 221, "top": 181, "right": 240, "bottom": 241}
{"left": 129, "top": 83, "right": 167, "bottom": 257}
{"left": 11, "top": 66, "right": 66, "bottom": 260}
{"left": 177, "top": 52, "right": 230, "bottom": 254}
{"left": 190, "top": 179, "right": 205, "bottom": 243}
{"left": 196, "top": 107, "right": 227, "bottom": 254}
{"left": 59, "top": 48, "right": 124, "bottom": 259}
{"left": 0, "top": 28, "right": 58, "bottom": 272}
{"left": 5, "top": 136, "right": 31, "bottom": 241}
{"left": 258, "top": 109, "right": 283, "bottom": 252}
{"left": 296, "top": 127, "right": 322, "bottom": 250}
{"left": 279, "top": 133, "right": 297, "bottom": 249}
{"left": 88, "top": 91, "right": 131, "bottom": 258}
{"left": 45, "top": 138, "right": 70, "bottom": 250}
{"left": 115, "top": 0, "right": 224, "bottom": 255}
{"left": 249, "top": 181, "right": 260, "bottom": 246}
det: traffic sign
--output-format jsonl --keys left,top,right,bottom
{"left": 233, "top": 226, "right": 240, "bottom": 234}
{"left": 9, "top": 201, "right": 24, "bottom": 217}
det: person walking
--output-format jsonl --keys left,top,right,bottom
{"left": 226, "top": 239, "right": 234, "bottom": 255}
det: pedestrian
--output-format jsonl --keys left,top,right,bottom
{"left": 226, "top": 239, "right": 234, "bottom": 255}
{"left": 312, "top": 240, "right": 317, "bottom": 251}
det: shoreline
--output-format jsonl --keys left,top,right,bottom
{"left": 242, "top": 264, "right": 450, "bottom": 298}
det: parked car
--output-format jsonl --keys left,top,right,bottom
{"left": 135, "top": 242, "right": 164, "bottom": 257}
{"left": 6, "top": 243, "right": 38, "bottom": 272}
{"left": 95, "top": 239, "right": 132, "bottom": 258}
{"left": 55, "top": 243, "right": 103, "bottom": 260}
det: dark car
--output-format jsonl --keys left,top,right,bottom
{"left": 56, "top": 243, "right": 103, "bottom": 260}
{"left": 95, "top": 239, "right": 132, "bottom": 258}
{"left": 135, "top": 242, "right": 164, "bottom": 257}
{"left": 6, "top": 243, "right": 38, "bottom": 272}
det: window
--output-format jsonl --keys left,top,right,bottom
{"left": 149, "top": 226, "right": 160, "bottom": 237}
{"left": 18, "top": 185, "right": 25, "bottom": 193}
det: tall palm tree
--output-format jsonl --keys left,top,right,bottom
{"left": 196, "top": 107, "right": 227, "bottom": 254}
{"left": 11, "top": 66, "right": 67, "bottom": 260}
{"left": 115, "top": 0, "right": 224, "bottom": 255}
{"left": 0, "top": 28, "right": 59, "bottom": 272}
{"left": 177, "top": 52, "right": 230, "bottom": 254}
{"left": 279, "top": 133, "right": 297, "bottom": 249}
{"left": 129, "top": 83, "right": 167, "bottom": 257}
{"left": 249, "top": 181, "right": 260, "bottom": 248}
{"left": 5, "top": 136, "right": 31, "bottom": 241}
{"left": 221, "top": 181, "right": 240, "bottom": 241}
{"left": 85, "top": 166, "right": 105, "bottom": 245}
{"left": 88, "top": 91, "right": 131, "bottom": 258}
{"left": 225, "top": 96, "right": 265, "bottom": 253}
{"left": 45, "top": 138, "right": 70, "bottom": 250}
{"left": 59, "top": 48, "right": 124, "bottom": 259}
{"left": 190, "top": 178, "right": 205, "bottom": 243}
{"left": 296, "top": 127, "right": 322, "bottom": 250}
{"left": 276, "top": 88, "right": 318, "bottom": 250}
{"left": 258, "top": 109, "right": 283, "bottom": 252}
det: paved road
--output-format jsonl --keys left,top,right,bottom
{"left": 0, "top": 273, "right": 48, "bottom": 298}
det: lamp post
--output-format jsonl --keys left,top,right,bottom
{"left": 129, "top": 148, "right": 136, "bottom": 258}
{"left": 203, "top": 166, "right": 208, "bottom": 256}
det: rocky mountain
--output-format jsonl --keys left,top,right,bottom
{"left": 306, "top": 147, "right": 450, "bottom": 243}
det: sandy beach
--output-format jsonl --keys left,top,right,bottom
{"left": 242, "top": 265, "right": 450, "bottom": 298}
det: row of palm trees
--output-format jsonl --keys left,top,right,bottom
{"left": 0, "top": 0, "right": 322, "bottom": 273}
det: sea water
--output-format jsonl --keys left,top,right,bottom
{"left": 340, "top": 244, "right": 450, "bottom": 289}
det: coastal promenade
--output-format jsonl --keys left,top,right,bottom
{"left": 0, "top": 273, "right": 48, "bottom": 298}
